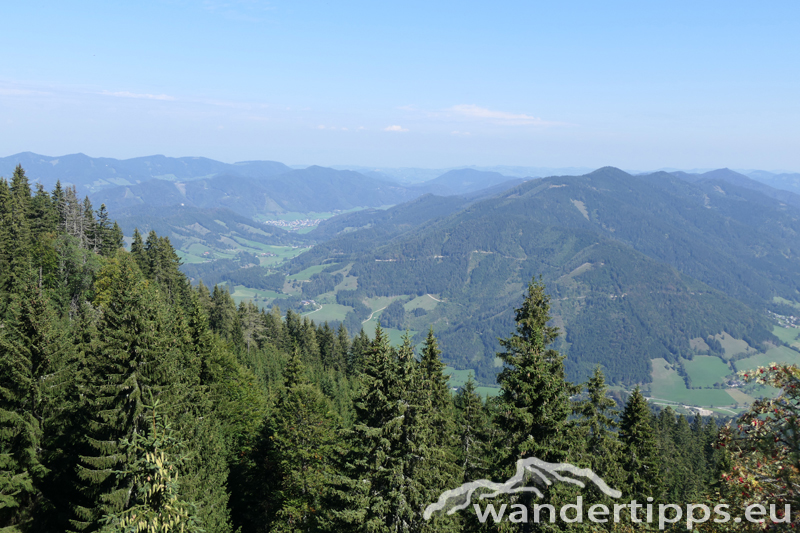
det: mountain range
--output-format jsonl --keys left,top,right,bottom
{"left": 285, "top": 167, "right": 800, "bottom": 385}
{"left": 5, "top": 152, "right": 798, "bottom": 219}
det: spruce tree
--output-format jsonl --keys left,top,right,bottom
{"left": 0, "top": 177, "right": 33, "bottom": 298}
{"left": 412, "top": 331, "right": 460, "bottom": 532}
{"left": 619, "top": 387, "right": 662, "bottom": 502}
{"left": 0, "top": 275, "right": 65, "bottom": 529}
{"left": 572, "top": 366, "right": 623, "bottom": 491}
{"left": 330, "top": 325, "right": 403, "bottom": 532}
{"left": 71, "top": 251, "right": 186, "bottom": 531}
{"left": 130, "top": 229, "right": 146, "bottom": 272}
{"left": 495, "top": 278, "right": 577, "bottom": 469}
{"left": 268, "top": 351, "right": 338, "bottom": 533}
{"left": 96, "top": 401, "right": 204, "bottom": 533}
{"left": 454, "top": 376, "right": 488, "bottom": 483}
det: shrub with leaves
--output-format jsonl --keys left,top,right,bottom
{"left": 718, "top": 363, "right": 800, "bottom": 528}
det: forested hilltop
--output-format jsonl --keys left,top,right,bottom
{"left": 2, "top": 163, "right": 799, "bottom": 531}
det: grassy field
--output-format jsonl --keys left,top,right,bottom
{"left": 301, "top": 303, "right": 351, "bottom": 323}
{"left": 684, "top": 355, "right": 732, "bottom": 388}
{"left": 737, "top": 345, "right": 800, "bottom": 373}
{"left": 774, "top": 296, "right": 800, "bottom": 309}
{"left": 444, "top": 367, "right": 474, "bottom": 388}
{"left": 253, "top": 209, "right": 365, "bottom": 223}
{"left": 230, "top": 285, "right": 286, "bottom": 307}
{"left": 404, "top": 294, "right": 441, "bottom": 312}
{"left": 475, "top": 386, "right": 501, "bottom": 398}
{"left": 714, "top": 332, "right": 756, "bottom": 359}
{"left": 287, "top": 264, "right": 327, "bottom": 281}
{"left": 649, "top": 358, "right": 736, "bottom": 407}
{"left": 365, "top": 295, "right": 402, "bottom": 311}
{"left": 773, "top": 325, "right": 800, "bottom": 347}
{"left": 726, "top": 388, "right": 756, "bottom": 407}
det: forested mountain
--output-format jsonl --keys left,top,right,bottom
{"left": 745, "top": 169, "right": 800, "bottom": 195}
{"left": 2, "top": 164, "right": 799, "bottom": 530}
{"left": 671, "top": 167, "right": 800, "bottom": 208}
{"left": 114, "top": 206, "right": 303, "bottom": 249}
{"left": 0, "top": 152, "right": 292, "bottom": 194}
{"left": 90, "top": 167, "right": 423, "bottom": 215}
{"left": 413, "top": 168, "right": 524, "bottom": 196}
{"left": 288, "top": 167, "right": 800, "bottom": 385}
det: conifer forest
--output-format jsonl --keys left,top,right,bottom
{"left": 2, "top": 164, "right": 799, "bottom": 531}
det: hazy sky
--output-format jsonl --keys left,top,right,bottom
{"left": 1, "top": 1, "right": 798, "bottom": 170}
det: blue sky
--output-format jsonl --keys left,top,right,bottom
{"left": 1, "top": 1, "right": 798, "bottom": 170}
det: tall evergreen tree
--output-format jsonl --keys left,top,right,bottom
{"left": 454, "top": 377, "right": 488, "bottom": 484}
{"left": 96, "top": 401, "right": 204, "bottom": 533}
{"left": 572, "top": 366, "right": 623, "bottom": 491}
{"left": 130, "top": 229, "right": 146, "bottom": 273}
{"left": 71, "top": 251, "right": 187, "bottom": 531}
{"left": 495, "top": 278, "right": 577, "bottom": 470}
{"left": 0, "top": 275, "right": 65, "bottom": 530}
{"left": 268, "top": 351, "right": 338, "bottom": 533}
{"left": 330, "top": 325, "right": 406, "bottom": 532}
{"left": 619, "top": 387, "right": 662, "bottom": 502}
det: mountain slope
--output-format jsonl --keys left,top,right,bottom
{"left": 91, "top": 166, "right": 424, "bottom": 215}
{"left": 286, "top": 167, "right": 799, "bottom": 385}
{"left": 114, "top": 206, "right": 302, "bottom": 249}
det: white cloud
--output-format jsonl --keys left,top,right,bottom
{"left": 102, "top": 91, "right": 175, "bottom": 101}
{"left": 449, "top": 104, "right": 556, "bottom": 126}
{"left": 384, "top": 125, "right": 408, "bottom": 132}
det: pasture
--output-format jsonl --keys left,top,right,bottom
{"left": 649, "top": 358, "right": 736, "bottom": 407}
{"left": 683, "top": 355, "right": 731, "bottom": 388}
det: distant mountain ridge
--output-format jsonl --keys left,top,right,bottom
{"left": 671, "top": 168, "right": 800, "bottom": 208}
{"left": 0, "top": 152, "right": 292, "bottom": 194}
{"left": 90, "top": 166, "right": 423, "bottom": 215}
{"left": 417, "top": 168, "right": 524, "bottom": 196}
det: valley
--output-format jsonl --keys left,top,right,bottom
{"left": 103, "top": 163, "right": 800, "bottom": 413}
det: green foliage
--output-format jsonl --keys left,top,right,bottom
{"left": 4, "top": 163, "right": 799, "bottom": 532}
{"left": 495, "top": 278, "right": 578, "bottom": 469}
{"left": 98, "top": 402, "right": 203, "bottom": 533}
{"left": 619, "top": 387, "right": 662, "bottom": 502}
{"left": 0, "top": 276, "right": 65, "bottom": 529}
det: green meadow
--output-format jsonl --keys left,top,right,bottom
{"left": 649, "top": 358, "right": 736, "bottom": 407}
{"left": 684, "top": 355, "right": 732, "bottom": 388}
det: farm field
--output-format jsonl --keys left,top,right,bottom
{"left": 736, "top": 345, "right": 800, "bottom": 373}
{"left": 726, "top": 388, "right": 756, "bottom": 407}
{"left": 301, "top": 303, "right": 351, "bottom": 323}
{"left": 713, "top": 332, "right": 756, "bottom": 359}
{"left": 444, "top": 367, "right": 474, "bottom": 388}
{"left": 683, "top": 355, "right": 731, "bottom": 388}
{"left": 649, "top": 358, "right": 736, "bottom": 408}
{"left": 773, "top": 296, "right": 800, "bottom": 310}
{"left": 362, "top": 324, "right": 416, "bottom": 347}
{"left": 404, "top": 294, "right": 441, "bottom": 312}
{"left": 772, "top": 325, "right": 800, "bottom": 347}
{"left": 475, "top": 386, "right": 501, "bottom": 398}
{"left": 230, "top": 285, "right": 285, "bottom": 307}
{"left": 288, "top": 264, "right": 327, "bottom": 281}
